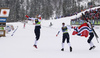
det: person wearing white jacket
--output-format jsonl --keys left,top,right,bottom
{"left": 56, "top": 23, "right": 72, "bottom": 52}
{"left": 28, "top": 15, "right": 41, "bottom": 49}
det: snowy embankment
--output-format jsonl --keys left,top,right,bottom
{"left": 0, "top": 6, "right": 100, "bottom": 58}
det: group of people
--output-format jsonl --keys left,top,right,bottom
{"left": 56, "top": 20, "right": 96, "bottom": 52}
{"left": 85, "top": 8, "right": 100, "bottom": 20}
{"left": 25, "top": 14, "right": 96, "bottom": 52}
{"left": 71, "top": 8, "right": 100, "bottom": 25}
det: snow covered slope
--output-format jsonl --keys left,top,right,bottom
{"left": 0, "top": 6, "right": 100, "bottom": 58}
{"left": 0, "top": 18, "right": 100, "bottom": 58}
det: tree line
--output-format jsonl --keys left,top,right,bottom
{"left": 0, "top": 0, "right": 99, "bottom": 22}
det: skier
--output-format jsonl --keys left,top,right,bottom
{"left": 56, "top": 23, "right": 72, "bottom": 52}
{"left": 81, "top": 13, "right": 97, "bottom": 50}
{"left": 23, "top": 20, "right": 27, "bottom": 28}
{"left": 26, "top": 14, "right": 41, "bottom": 49}
{"left": 49, "top": 22, "right": 53, "bottom": 27}
{"left": 86, "top": 21, "right": 96, "bottom": 50}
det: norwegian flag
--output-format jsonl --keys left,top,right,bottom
{"left": 72, "top": 23, "right": 91, "bottom": 37}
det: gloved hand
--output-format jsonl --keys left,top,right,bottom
{"left": 25, "top": 15, "right": 29, "bottom": 18}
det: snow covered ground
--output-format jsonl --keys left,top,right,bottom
{"left": 0, "top": 6, "right": 100, "bottom": 58}
{"left": 0, "top": 17, "right": 100, "bottom": 58}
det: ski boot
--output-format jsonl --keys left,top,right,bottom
{"left": 33, "top": 45, "right": 37, "bottom": 49}
{"left": 89, "top": 46, "right": 96, "bottom": 50}
{"left": 70, "top": 46, "right": 72, "bottom": 52}
{"left": 61, "top": 48, "right": 64, "bottom": 51}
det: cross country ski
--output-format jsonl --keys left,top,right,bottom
{"left": 82, "top": 13, "right": 99, "bottom": 43}
{"left": 11, "top": 26, "right": 18, "bottom": 36}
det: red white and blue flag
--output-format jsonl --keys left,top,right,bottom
{"left": 72, "top": 23, "right": 91, "bottom": 37}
